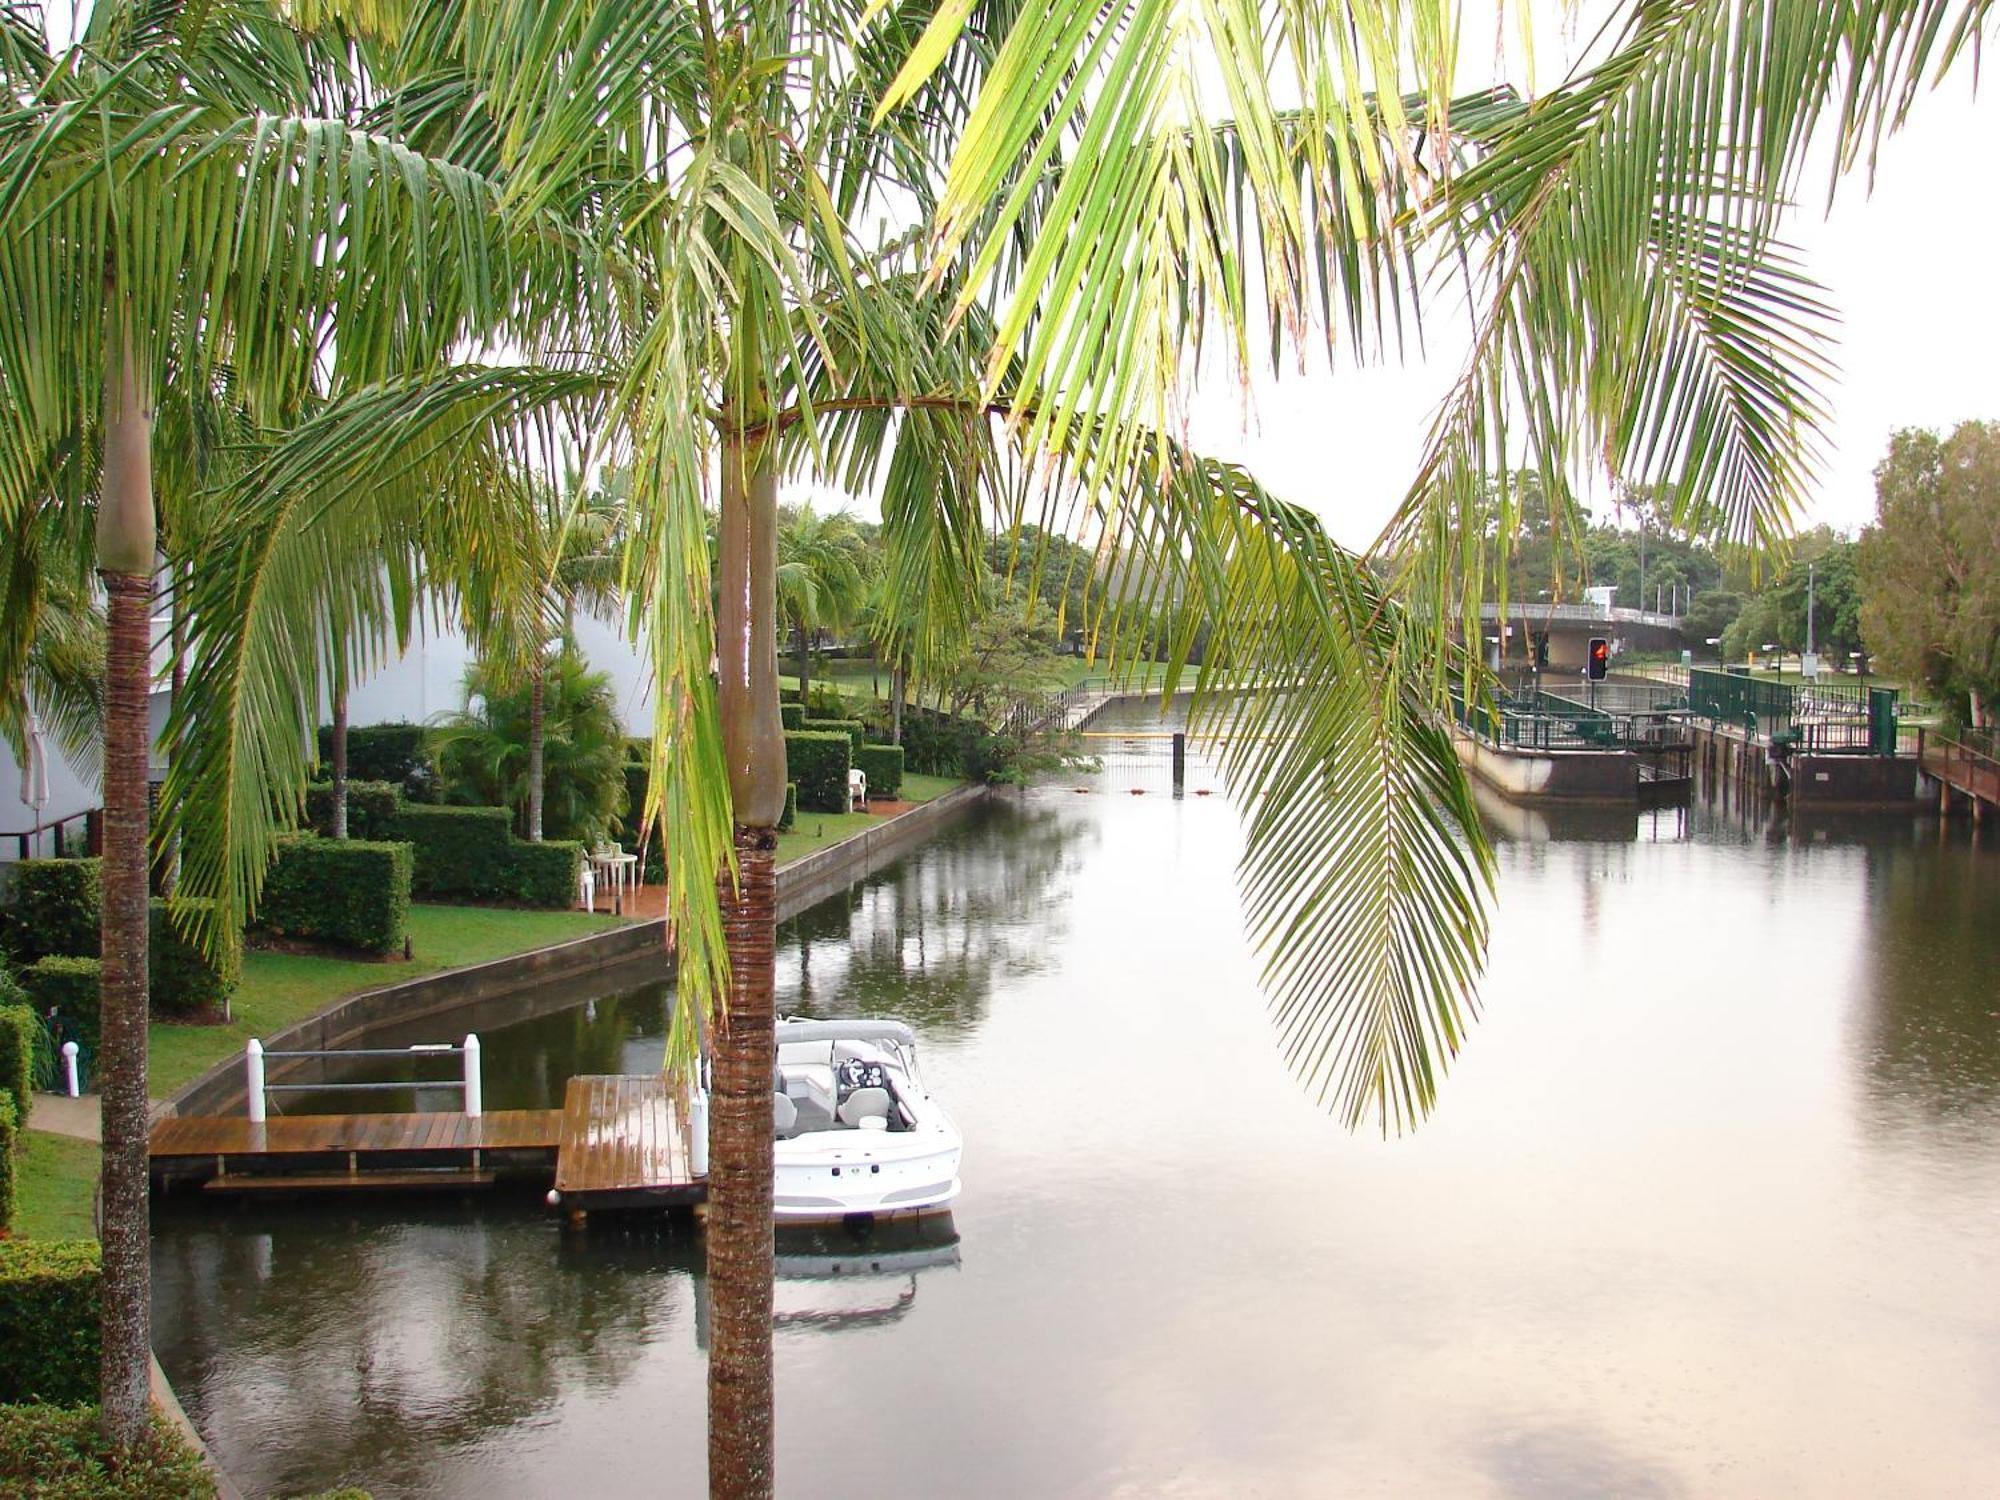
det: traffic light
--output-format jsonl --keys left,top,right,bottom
{"left": 1587, "top": 637, "right": 1610, "bottom": 680}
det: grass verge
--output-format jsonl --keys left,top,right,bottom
{"left": 12, "top": 1129, "right": 100, "bottom": 1240}
{"left": 149, "top": 904, "right": 628, "bottom": 1097}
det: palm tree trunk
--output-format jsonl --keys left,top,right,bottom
{"left": 891, "top": 663, "right": 906, "bottom": 746}
{"left": 527, "top": 657, "right": 546, "bottom": 842}
{"left": 330, "top": 659, "right": 349, "bottom": 840}
{"left": 162, "top": 559, "right": 186, "bottom": 891}
{"left": 711, "top": 417, "right": 786, "bottom": 1499}
{"left": 794, "top": 621, "right": 812, "bottom": 713}
{"left": 96, "top": 319, "right": 155, "bottom": 1450}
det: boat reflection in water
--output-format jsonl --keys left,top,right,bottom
{"left": 694, "top": 1216, "right": 962, "bottom": 1347}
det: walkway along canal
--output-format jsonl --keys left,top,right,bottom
{"left": 150, "top": 699, "right": 2000, "bottom": 1498}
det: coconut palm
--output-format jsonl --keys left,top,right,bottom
{"left": 0, "top": 1, "right": 575, "bottom": 1444}
{"left": 776, "top": 504, "right": 869, "bottom": 711}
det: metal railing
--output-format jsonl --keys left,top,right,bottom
{"left": 1919, "top": 728, "right": 2000, "bottom": 805}
{"left": 245, "top": 1035, "right": 482, "bottom": 1122}
{"left": 1685, "top": 668, "right": 1904, "bottom": 754}
{"left": 1452, "top": 691, "right": 1692, "bottom": 752}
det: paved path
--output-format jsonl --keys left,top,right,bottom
{"left": 29, "top": 1091, "right": 102, "bottom": 1143}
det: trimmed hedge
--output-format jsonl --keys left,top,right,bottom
{"left": 779, "top": 686, "right": 802, "bottom": 704}
{"left": 317, "top": 721, "right": 433, "bottom": 796}
{"left": 387, "top": 805, "right": 579, "bottom": 907}
{"left": 304, "top": 780, "right": 403, "bottom": 841}
{"left": 779, "top": 702, "right": 805, "bottom": 730}
{"left": 392, "top": 804, "right": 512, "bottom": 897}
{"left": 1, "top": 859, "right": 100, "bottom": 963}
{"left": 856, "top": 743, "right": 906, "bottom": 800}
{"left": 785, "top": 731, "right": 851, "bottom": 814}
{"left": 780, "top": 782, "right": 798, "bottom": 831}
{"left": 149, "top": 900, "right": 238, "bottom": 1018}
{"left": 803, "top": 717, "right": 865, "bottom": 753}
{"left": 0, "top": 1241, "right": 101, "bottom": 1404}
{"left": 0, "top": 1001, "right": 31, "bottom": 1131}
{"left": 0, "top": 1406, "right": 215, "bottom": 1499}
{"left": 0, "top": 1094, "right": 15, "bottom": 1232}
{"left": 22, "top": 959, "right": 100, "bottom": 1056}
{"left": 509, "top": 841, "right": 582, "bottom": 908}
{"left": 258, "top": 838, "right": 414, "bottom": 955}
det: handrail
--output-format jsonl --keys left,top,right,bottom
{"left": 245, "top": 1035, "right": 481, "bottom": 1122}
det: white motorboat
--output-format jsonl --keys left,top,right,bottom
{"left": 759, "top": 1018, "right": 961, "bottom": 1222}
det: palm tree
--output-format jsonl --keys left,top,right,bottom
{"left": 0, "top": 3, "right": 560, "bottom": 1445}
{"left": 776, "top": 504, "right": 869, "bottom": 711}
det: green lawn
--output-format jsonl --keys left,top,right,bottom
{"left": 774, "top": 773, "right": 962, "bottom": 866}
{"left": 12, "top": 1129, "right": 100, "bottom": 1240}
{"left": 148, "top": 904, "right": 629, "bottom": 1096}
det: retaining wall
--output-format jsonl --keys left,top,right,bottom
{"left": 1452, "top": 731, "right": 1641, "bottom": 802}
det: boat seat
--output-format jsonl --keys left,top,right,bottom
{"left": 837, "top": 1086, "right": 892, "bottom": 1127}
{"left": 773, "top": 1092, "right": 798, "bottom": 1138}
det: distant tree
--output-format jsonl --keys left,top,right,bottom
{"left": 1720, "top": 592, "right": 1786, "bottom": 663}
{"left": 1682, "top": 590, "right": 1746, "bottom": 653}
{"left": 776, "top": 505, "right": 869, "bottom": 709}
{"left": 1857, "top": 423, "right": 2000, "bottom": 726}
{"left": 1770, "top": 541, "right": 1865, "bottom": 664}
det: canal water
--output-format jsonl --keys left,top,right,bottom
{"left": 152, "top": 702, "right": 2000, "bottom": 1498}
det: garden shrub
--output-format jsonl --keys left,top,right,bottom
{"left": 303, "top": 780, "right": 403, "bottom": 841}
{"left": 784, "top": 731, "right": 851, "bottom": 814}
{"left": 779, "top": 685, "right": 801, "bottom": 704}
{"left": 779, "top": 702, "right": 804, "bottom": 730}
{"left": 855, "top": 744, "right": 905, "bottom": 800}
{"left": 391, "top": 805, "right": 513, "bottom": 897}
{"left": 0, "top": 1001, "right": 32, "bottom": 1131}
{"left": 780, "top": 782, "right": 798, "bottom": 832}
{"left": 0, "top": 860, "right": 100, "bottom": 963}
{"left": 22, "top": 960, "right": 100, "bottom": 1057}
{"left": 0, "top": 1094, "right": 15, "bottom": 1232}
{"left": 148, "top": 900, "right": 238, "bottom": 1019}
{"left": 0, "top": 1406, "right": 215, "bottom": 1499}
{"left": 318, "top": 722, "right": 434, "bottom": 798}
{"left": 508, "top": 841, "right": 582, "bottom": 908}
{"left": 802, "top": 717, "right": 865, "bottom": 753}
{"left": 257, "top": 839, "right": 414, "bottom": 955}
{"left": 0, "top": 1241, "right": 101, "bottom": 1404}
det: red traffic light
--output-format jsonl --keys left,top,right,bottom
{"left": 1587, "top": 637, "right": 1610, "bottom": 680}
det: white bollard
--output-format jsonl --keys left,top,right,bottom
{"left": 690, "top": 1088, "right": 709, "bottom": 1177}
{"left": 246, "top": 1039, "right": 267, "bottom": 1122}
{"left": 60, "top": 1041, "right": 79, "bottom": 1099}
{"left": 462, "top": 1034, "right": 482, "bottom": 1119}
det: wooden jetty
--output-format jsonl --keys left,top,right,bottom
{"left": 149, "top": 1075, "right": 706, "bottom": 1210}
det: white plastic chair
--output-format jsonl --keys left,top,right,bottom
{"left": 847, "top": 767, "right": 868, "bottom": 810}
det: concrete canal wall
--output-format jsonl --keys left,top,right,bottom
{"left": 1452, "top": 731, "right": 1642, "bottom": 802}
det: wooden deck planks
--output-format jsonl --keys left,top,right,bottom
{"left": 149, "top": 1109, "right": 561, "bottom": 1162}
{"left": 553, "top": 1075, "right": 701, "bottom": 1200}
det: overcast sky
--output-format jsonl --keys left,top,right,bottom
{"left": 1174, "top": 21, "right": 1999, "bottom": 552}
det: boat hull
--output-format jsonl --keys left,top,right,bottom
{"left": 771, "top": 1131, "right": 962, "bottom": 1221}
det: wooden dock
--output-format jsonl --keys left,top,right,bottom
{"left": 551, "top": 1074, "right": 705, "bottom": 1211}
{"left": 149, "top": 1075, "right": 707, "bottom": 1209}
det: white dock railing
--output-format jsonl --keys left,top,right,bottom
{"left": 245, "top": 1034, "right": 482, "bottom": 1122}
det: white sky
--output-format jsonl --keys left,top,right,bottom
{"left": 1174, "top": 17, "right": 2000, "bottom": 551}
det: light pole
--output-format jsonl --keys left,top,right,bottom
{"left": 1803, "top": 560, "right": 1817, "bottom": 679}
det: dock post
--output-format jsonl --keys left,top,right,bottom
{"left": 690, "top": 1088, "right": 709, "bottom": 1177}
{"left": 463, "top": 1034, "right": 483, "bottom": 1119}
{"left": 61, "top": 1041, "right": 79, "bottom": 1098}
{"left": 1171, "top": 732, "right": 1186, "bottom": 798}
{"left": 246, "top": 1039, "right": 266, "bottom": 1122}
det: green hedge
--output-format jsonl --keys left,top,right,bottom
{"left": 258, "top": 839, "right": 414, "bottom": 955}
{"left": 23, "top": 959, "right": 100, "bottom": 1056}
{"left": 508, "top": 841, "right": 582, "bottom": 907}
{"left": 779, "top": 702, "right": 805, "bottom": 730}
{"left": 0, "top": 1003, "right": 32, "bottom": 1133}
{"left": 1, "top": 859, "right": 100, "bottom": 963}
{"left": 304, "top": 780, "right": 403, "bottom": 841}
{"left": 317, "top": 721, "right": 433, "bottom": 795}
{"left": 148, "top": 900, "right": 238, "bottom": 1019}
{"left": 387, "top": 805, "right": 578, "bottom": 907}
{"left": 0, "top": 1407, "right": 215, "bottom": 1499}
{"left": 779, "top": 686, "right": 802, "bottom": 704}
{"left": 0, "top": 1242, "right": 101, "bottom": 1404}
{"left": 391, "top": 804, "right": 512, "bottom": 897}
{"left": 0, "top": 1094, "right": 15, "bottom": 1233}
{"left": 780, "top": 782, "right": 798, "bottom": 831}
{"left": 785, "top": 731, "right": 851, "bottom": 814}
{"left": 803, "top": 717, "right": 865, "bottom": 753}
{"left": 855, "top": 743, "right": 906, "bottom": 800}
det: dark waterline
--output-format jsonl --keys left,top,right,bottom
{"left": 153, "top": 707, "right": 2000, "bottom": 1498}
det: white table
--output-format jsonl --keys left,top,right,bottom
{"left": 587, "top": 850, "right": 639, "bottom": 914}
